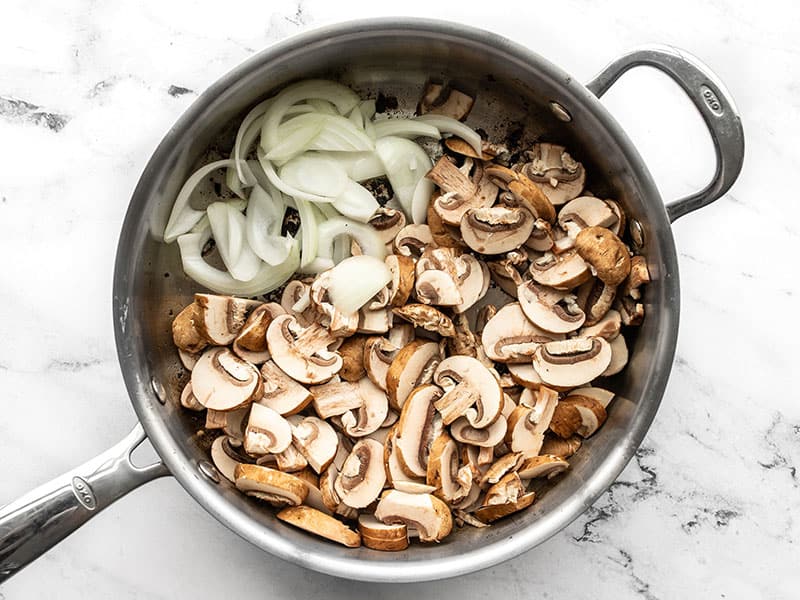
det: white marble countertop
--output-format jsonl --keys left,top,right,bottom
{"left": 1, "top": 1, "right": 798, "bottom": 598}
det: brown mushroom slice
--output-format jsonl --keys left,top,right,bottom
{"left": 277, "top": 505, "right": 361, "bottom": 548}
{"left": 540, "top": 434, "right": 582, "bottom": 459}
{"left": 427, "top": 159, "right": 498, "bottom": 226}
{"left": 549, "top": 401, "right": 583, "bottom": 439}
{"left": 575, "top": 226, "right": 631, "bottom": 287}
{"left": 443, "top": 137, "right": 499, "bottom": 160}
{"left": 507, "top": 363, "right": 543, "bottom": 389}
{"left": 601, "top": 334, "right": 628, "bottom": 376}
{"left": 244, "top": 403, "right": 293, "bottom": 455}
{"left": 517, "top": 281, "right": 586, "bottom": 334}
{"left": 394, "top": 384, "right": 443, "bottom": 478}
{"left": 505, "top": 405, "right": 545, "bottom": 458}
{"left": 384, "top": 424, "right": 424, "bottom": 489}
{"left": 568, "top": 386, "right": 615, "bottom": 409}
{"left": 616, "top": 295, "right": 645, "bottom": 326}
{"left": 577, "top": 278, "right": 617, "bottom": 326}
{"left": 291, "top": 468, "right": 332, "bottom": 513}
{"left": 394, "top": 224, "right": 433, "bottom": 258}
{"left": 426, "top": 432, "right": 473, "bottom": 504}
{"left": 392, "top": 304, "right": 456, "bottom": 338}
{"left": 291, "top": 416, "right": 339, "bottom": 474}
{"left": 172, "top": 302, "right": 208, "bottom": 353}
{"left": 194, "top": 293, "right": 259, "bottom": 345}
{"left": 180, "top": 381, "right": 204, "bottom": 411}
{"left": 558, "top": 196, "right": 618, "bottom": 238}
{"left": 480, "top": 452, "right": 525, "bottom": 487}
{"left": 339, "top": 378, "right": 389, "bottom": 438}
{"left": 358, "top": 514, "right": 409, "bottom": 551}
{"left": 481, "top": 303, "right": 562, "bottom": 364}
{"left": 369, "top": 207, "right": 407, "bottom": 246}
{"left": 210, "top": 435, "right": 254, "bottom": 482}
{"left": 310, "top": 381, "right": 364, "bottom": 419}
{"left": 234, "top": 464, "right": 308, "bottom": 507}
{"left": 266, "top": 315, "right": 342, "bottom": 385}
{"left": 450, "top": 415, "right": 507, "bottom": 448}
{"left": 258, "top": 360, "right": 313, "bottom": 416}
{"left": 518, "top": 143, "right": 585, "bottom": 206}
{"left": 191, "top": 347, "right": 263, "bottom": 411}
{"left": 386, "top": 339, "right": 442, "bottom": 410}
{"left": 374, "top": 490, "right": 453, "bottom": 543}
{"left": 559, "top": 396, "right": 608, "bottom": 438}
{"left": 364, "top": 337, "right": 400, "bottom": 392}
{"left": 517, "top": 454, "right": 569, "bottom": 480}
{"left": 529, "top": 250, "right": 591, "bottom": 290}
{"left": 433, "top": 355, "right": 503, "bottom": 428}
{"left": 454, "top": 254, "right": 490, "bottom": 314}
{"left": 579, "top": 309, "right": 621, "bottom": 340}
{"left": 334, "top": 438, "right": 387, "bottom": 508}
{"left": 532, "top": 337, "right": 612, "bottom": 388}
{"left": 338, "top": 335, "right": 368, "bottom": 382}
{"left": 427, "top": 198, "right": 466, "bottom": 249}
{"left": 621, "top": 255, "right": 650, "bottom": 300}
{"left": 274, "top": 444, "right": 308, "bottom": 473}
{"left": 232, "top": 302, "right": 285, "bottom": 365}
{"left": 507, "top": 175, "right": 556, "bottom": 224}
{"left": 448, "top": 313, "right": 493, "bottom": 369}
{"left": 460, "top": 205, "right": 535, "bottom": 255}
{"left": 474, "top": 483, "right": 535, "bottom": 523}
{"left": 417, "top": 83, "right": 474, "bottom": 121}
{"left": 526, "top": 218, "right": 555, "bottom": 252}
{"left": 487, "top": 257, "right": 524, "bottom": 298}
{"left": 385, "top": 254, "right": 416, "bottom": 308}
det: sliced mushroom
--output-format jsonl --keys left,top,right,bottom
{"left": 338, "top": 335, "right": 368, "bottom": 382}
{"left": 309, "top": 271, "right": 360, "bottom": 337}
{"left": 579, "top": 309, "right": 621, "bottom": 341}
{"left": 474, "top": 478, "right": 535, "bottom": 523}
{"left": 517, "top": 281, "right": 586, "bottom": 334}
{"left": 374, "top": 490, "right": 453, "bottom": 542}
{"left": 426, "top": 432, "right": 473, "bottom": 504}
{"left": 415, "top": 248, "right": 464, "bottom": 307}
{"left": 517, "top": 143, "right": 585, "bottom": 206}
{"left": 460, "top": 205, "right": 534, "bottom": 255}
{"left": 394, "top": 385, "right": 443, "bottom": 479}
{"left": 577, "top": 278, "right": 617, "bottom": 326}
{"left": 448, "top": 313, "right": 493, "bottom": 369}
{"left": 540, "top": 434, "right": 582, "bottom": 458}
{"left": 232, "top": 303, "right": 285, "bottom": 365}
{"left": 243, "top": 403, "right": 292, "bottom": 455}
{"left": 417, "top": 82, "right": 474, "bottom": 121}
{"left": 334, "top": 438, "right": 387, "bottom": 508}
{"left": 384, "top": 424, "right": 421, "bottom": 488}
{"left": 291, "top": 416, "right": 339, "bottom": 474}
{"left": 180, "top": 381, "right": 204, "bottom": 411}
{"left": 386, "top": 339, "right": 441, "bottom": 410}
{"left": 211, "top": 435, "right": 254, "bottom": 482}
{"left": 454, "top": 254, "right": 490, "bottom": 313}
{"left": 529, "top": 250, "right": 591, "bottom": 290}
{"left": 568, "top": 386, "right": 615, "bottom": 408}
{"left": 517, "top": 454, "right": 569, "bottom": 480}
{"left": 481, "top": 303, "right": 562, "bottom": 363}
{"left": 549, "top": 401, "right": 582, "bottom": 439}
{"left": 384, "top": 254, "right": 416, "bottom": 308}
{"left": 505, "top": 386, "right": 558, "bottom": 458}
{"left": 369, "top": 207, "right": 407, "bottom": 246}
{"left": 194, "top": 293, "right": 259, "bottom": 345}
{"left": 234, "top": 463, "right": 308, "bottom": 507}
{"left": 191, "top": 347, "right": 263, "bottom": 411}
{"left": 258, "top": 360, "right": 313, "bottom": 415}
{"left": 392, "top": 304, "right": 455, "bottom": 338}
{"left": 433, "top": 355, "right": 503, "bottom": 428}
{"left": 532, "top": 337, "right": 612, "bottom": 388}
{"left": 507, "top": 363, "right": 543, "bottom": 389}
{"left": 427, "top": 197, "right": 466, "bottom": 249}
{"left": 558, "top": 396, "right": 607, "bottom": 438}
{"left": 601, "top": 333, "right": 628, "bottom": 376}
{"left": 443, "top": 137, "right": 503, "bottom": 160}
{"left": 487, "top": 257, "right": 524, "bottom": 298}
{"left": 558, "top": 196, "right": 618, "bottom": 238}
{"left": 394, "top": 224, "right": 433, "bottom": 258}
{"left": 339, "top": 378, "right": 389, "bottom": 438}
{"left": 450, "top": 415, "right": 507, "bottom": 447}
{"left": 388, "top": 323, "right": 415, "bottom": 349}
{"left": 266, "top": 315, "right": 342, "bottom": 385}
{"left": 172, "top": 302, "right": 208, "bottom": 353}
{"left": 428, "top": 159, "right": 498, "bottom": 226}
{"left": 358, "top": 514, "right": 409, "bottom": 551}
{"left": 281, "top": 280, "right": 317, "bottom": 327}
{"left": 480, "top": 452, "right": 525, "bottom": 487}
{"left": 526, "top": 218, "right": 555, "bottom": 252}
{"left": 178, "top": 348, "right": 201, "bottom": 371}
{"left": 621, "top": 255, "right": 650, "bottom": 300}
{"left": 616, "top": 295, "right": 645, "bottom": 326}
{"left": 277, "top": 505, "right": 361, "bottom": 548}
{"left": 575, "top": 226, "right": 631, "bottom": 286}
{"left": 506, "top": 174, "right": 556, "bottom": 223}
{"left": 364, "top": 336, "right": 401, "bottom": 391}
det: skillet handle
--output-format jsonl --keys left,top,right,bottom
{"left": 0, "top": 423, "right": 169, "bottom": 583}
{"left": 586, "top": 45, "right": 744, "bottom": 222}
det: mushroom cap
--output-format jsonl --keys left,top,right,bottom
{"left": 474, "top": 491, "right": 536, "bottom": 524}
{"left": 549, "top": 401, "right": 583, "bottom": 439}
{"left": 517, "top": 281, "right": 586, "bottom": 334}
{"left": 195, "top": 293, "right": 259, "bottom": 345}
{"left": 357, "top": 514, "right": 409, "bottom": 551}
{"left": 334, "top": 438, "right": 387, "bottom": 508}
{"left": 394, "top": 224, "right": 433, "bottom": 258}
{"left": 450, "top": 415, "right": 507, "bottom": 447}
{"left": 517, "top": 454, "right": 569, "bottom": 480}
{"left": 568, "top": 386, "right": 615, "bottom": 409}
{"left": 386, "top": 340, "right": 442, "bottom": 410}
{"left": 385, "top": 254, "right": 416, "bottom": 307}
{"left": 258, "top": 360, "right": 313, "bottom": 415}
{"left": 292, "top": 416, "right": 339, "bottom": 474}
{"left": 374, "top": 490, "right": 453, "bottom": 542}
{"left": 172, "top": 302, "right": 208, "bottom": 353}
{"left": 433, "top": 355, "right": 503, "bottom": 429}
{"left": 481, "top": 303, "right": 562, "bottom": 363}
{"left": 540, "top": 434, "right": 582, "bottom": 459}
{"left": 369, "top": 207, "right": 407, "bottom": 246}
{"left": 180, "top": 381, "right": 204, "bottom": 411}
{"left": 558, "top": 196, "right": 618, "bottom": 237}
{"left": 338, "top": 335, "right": 368, "bottom": 382}
{"left": 460, "top": 205, "right": 535, "bottom": 255}
{"left": 364, "top": 336, "right": 401, "bottom": 392}
{"left": 191, "top": 347, "right": 262, "bottom": 411}
{"left": 277, "top": 505, "right": 361, "bottom": 548}
{"left": 575, "top": 226, "right": 631, "bottom": 286}
{"left": 244, "top": 403, "right": 293, "bottom": 455}
{"left": 506, "top": 363, "right": 543, "bottom": 388}
{"left": 394, "top": 384, "right": 443, "bottom": 479}
{"left": 508, "top": 176, "right": 556, "bottom": 223}
{"left": 234, "top": 464, "right": 308, "bottom": 506}
{"left": 234, "top": 303, "right": 285, "bottom": 357}
{"left": 266, "top": 315, "right": 342, "bottom": 385}
{"left": 529, "top": 250, "right": 592, "bottom": 290}
{"left": 532, "top": 337, "right": 612, "bottom": 388}
{"left": 559, "top": 396, "right": 608, "bottom": 438}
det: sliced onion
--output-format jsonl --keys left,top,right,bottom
{"left": 415, "top": 114, "right": 482, "bottom": 156}
{"left": 372, "top": 119, "right": 441, "bottom": 140}
{"left": 233, "top": 99, "right": 272, "bottom": 184}
{"left": 207, "top": 203, "right": 261, "bottom": 282}
{"left": 374, "top": 136, "right": 432, "bottom": 219}
{"left": 267, "top": 113, "right": 327, "bottom": 162}
{"left": 164, "top": 159, "right": 235, "bottom": 243}
{"left": 279, "top": 154, "right": 348, "bottom": 198}
{"left": 306, "top": 151, "right": 385, "bottom": 182}
{"left": 306, "top": 98, "right": 339, "bottom": 115}
{"left": 246, "top": 185, "right": 293, "bottom": 265}
{"left": 177, "top": 230, "right": 299, "bottom": 296}
{"left": 294, "top": 197, "right": 319, "bottom": 268}
{"left": 308, "top": 116, "right": 374, "bottom": 153}
{"left": 325, "top": 256, "right": 392, "bottom": 315}
{"left": 256, "top": 149, "right": 334, "bottom": 203}
{"left": 359, "top": 99, "right": 376, "bottom": 121}
{"left": 348, "top": 105, "right": 364, "bottom": 130}
{"left": 411, "top": 176, "right": 435, "bottom": 225}
{"left": 333, "top": 179, "right": 380, "bottom": 223}
{"left": 304, "top": 216, "right": 386, "bottom": 272}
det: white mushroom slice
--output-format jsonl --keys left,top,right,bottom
{"left": 507, "top": 363, "right": 543, "bottom": 389}
{"left": 505, "top": 387, "right": 557, "bottom": 459}
{"left": 602, "top": 333, "right": 629, "bottom": 376}
{"left": 481, "top": 303, "right": 562, "bottom": 364}
{"left": 274, "top": 444, "right": 308, "bottom": 472}
{"left": 293, "top": 468, "right": 332, "bottom": 514}
{"left": 387, "top": 323, "right": 415, "bottom": 349}
{"left": 339, "top": 378, "right": 389, "bottom": 438}
{"left": 605, "top": 200, "right": 626, "bottom": 236}
{"left": 517, "top": 454, "right": 569, "bottom": 480}
{"left": 232, "top": 303, "right": 285, "bottom": 365}
{"left": 384, "top": 425, "right": 421, "bottom": 488}
{"left": 460, "top": 206, "right": 535, "bottom": 255}
{"left": 244, "top": 404, "right": 292, "bottom": 455}
{"left": 621, "top": 255, "right": 650, "bottom": 299}
{"left": 357, "top": 307, "right": 392, "bottom": 334}
{"left": 277, "top": 505, "right": 361, "bottom": 548}
{"left": 479, "top": 452, "right": 525, "bottom": 487}
{"left": 568, "top": 386, "right": 615, "bottom": 409}
{"left": 394, "top": 224, "right": 433, "bottom": 258}
{"left": 334, "top": 439, "right": 387, "bottom": 508}
{"left": 210, "top": 435, "right": 253, "bottom": 482}
{"left": 386, "top": 340, "right": 442, "bottom": 410}
{"left": 433, "top": 356, "right": 503, "bottom": 428}
{"left": 426, "top": 432, "right": 472, "bottom": 504}
{"left": 178, "top": 348, "right": 201, "bottom": 371}
{"left": 532, "top": 337, "right": 612, "bottom": 388}
{"left": 266, "top": 315, "right": 342, "bottom": 385}
{"left": 309, "top": 272, "right": 360, "bottom": 338}
{"left": 558, "top": 196, "right": 618, "bottom": 238}
{"left": 369, "top": 207, "right": 407, "bottom": 246}
{"left": 519, "top": 143, "right": 585, "bottom": 206}
{"left": 487, "top": 257, "right": 524, "bottom": 298}
{"left": 258, "top": 360, "right": 313, "bottom": 415}
{"left": 281, "top": 280, "right": 316, "bottom": 327}
{"left": 191, "top": 347, "right": 263, "bottom": 411}
{"left": 454, "top": 254, "right": 490, "bottom": 314}
{"left": 517, "top": 281, "right": 586, "bottom": 334}
{"left": 529, "top": 250, "right": 591, "bottom": 290}
{"left": 579, "top": 309, "right": 621, "bottom": 340}
{"left": 415, "top": 269, "right": 463, "bottom": 306}
{"left": 394, "top": 385, "right": 444, "bottom": 478}
{"left": 365, "top": 426, "right": 392, "bottom": 445}
{"left": 450, "top": 416, "right": 507, "bottom": 447}
{"left": 385, "top": 254, "right": 416, "bottom": 307}
{"left": 526, "top": 218, "right": 555, "bottom": 252}
{"left": 234, "top": 464, "right": 308, "bottom": 507}
{"left": 310, "top": 381, "right": 364, "bottom": 419}
{"left": 374, "top": 490, "right": 453, "bottom": 542}
{"left": 180, "top": 381, "right": 204, "bottom": 411}
{"left": 194, "top": 293, "right": 260, "bottom": 345}
{"left": 417, "top": 83, "right": 474, "bottom": 120}
{"left": 427, "top": 157, "right": 497, "bottom": 226}
{"left": 172, "top": 302, "right": 208, "bottom": 354}
{"left": 364, "top": 337, "right": 401, "bottom": 392}
{"left": 393, "top": 481, "right": 438, "bottom": 494}
{"left": 291, "top": 416, "right": 339, "bottom": 474}
{"left": 358, "top": 514, "right": 409, "bottom": 551}
{"left": 392, "top": 304, "right": 455, "bottom": 338}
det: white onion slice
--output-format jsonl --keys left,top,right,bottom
{"left": 306, "top": 98, "right": 339, "bottom": 115}
{"left": 325, "top": 256, "right": 392, "bottom": 315}
{"left": 332, "top": 179, "right": 380, "bottom": 223}
{"left": 267, "top": 113, "right": 326, "bottom": 162}
{"left": 359, "top": 99, "right": 376, "bottom": 121}
{"left": 164, "top": 159, "right": 235, "bottom": 243}
{"left": 246, "top": 185, "right": 293, "bottom": 265}
{"left": 306, "top": 151, "right": 385, "bottom": 182}
{"left": 256, "top": 149, "right": 334, "bottom": 203}
{"left": 348, "top": 105, "right": 364, "bottom": 130}
{"left": 303, "top": 216, "right": 386, "bottom": 272}
{"left": 207, "top": 203, "right": 261, "bottom": 282}
{"left": 177, "top": 231, "right": 299, "bottom": 296}
{"left": 279, "top": 155, "right": 348, "bottom": 198}
{"left": 415, "top": 114, "right": 482, "bottom": 156}
{"left": 374, "top": 136, "right": 432, "bottom": 219}
{"left": 411, "top": 176, "right": 435, "bottom": 225}
{"left": 307, "top": 116, "right": 374, "bottom": 153}
{"left": 294, "top": 197, "right": 319, "bottom": 268}
{"left": 372, "top": 119, "right": 441, "bottom": 140}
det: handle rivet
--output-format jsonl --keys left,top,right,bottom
{"left": 198, "top": 460, "right": 220, "bottom": 484}
{"left": 151, "top": 378, "right": 167, "bottom": 405}
{"left": 549, "top": 101, "right": 572, "bottom": 122}
{"left": 630, "top": 219, "right": 645, "bottom": 249}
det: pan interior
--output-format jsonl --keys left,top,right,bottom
{"left": 114, "top": 19, "right": 678, "bottom": 582}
